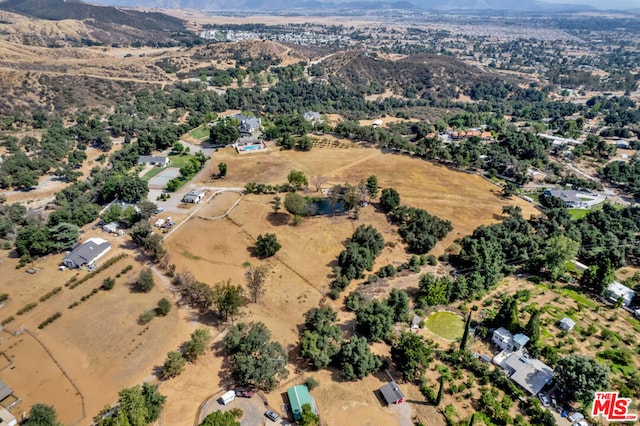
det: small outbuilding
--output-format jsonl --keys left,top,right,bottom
{"left": 287, "top": 385, "right": 318, "bottom": 421}
{"left": 558, "top": 317, "right": 576, "bottom": 332}
{"left": 0, "top": 407, "right": 17, "bottom": 426}
{"left": 379, "top": 381, "right": 404, "bottom": 405}
{"left": 102, "top": 222, "right": 119, "bottom": 233}
{"left": 411, "top": 315, "right": 421, "bottom": 331}
{"left": 182, "top": 190, "right": 205, "bottom": 204}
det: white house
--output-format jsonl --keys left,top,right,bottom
{"left": 606, "top": 282, "right": 635, "bottom": 307}
{"left": 138, "top": 156, "right": 169, "bottom": 167}
{"left": 492, "top": 327, "right": 513, "bottom": 350}
{"left": 63, "top": 238, "right": 112, "bottom": 269}
{"left": 511, "top": 334, "right": 530, "bottom": 351}
{"left": 182, "top": 190, "right": 205, "bottom": 204}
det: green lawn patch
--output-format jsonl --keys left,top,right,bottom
{"left": 568, "top": 209, "right": 590, "bottom": 220}
{"left": 168, "top": 154, "right": 197, "bottom": 169}
{"left": 424, "top": 311, "right": 464, "bottom": 341}
{"left": 188, "top": 126, "right": 210, "bottom": 140}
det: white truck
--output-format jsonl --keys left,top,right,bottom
{"left": 220, "top": 390, "right": 236, "bottom": 405}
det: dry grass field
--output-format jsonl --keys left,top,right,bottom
{"left": 0, "top": 234, "right": 190, "bottom": 424}
{"left": 155, "top": 146, "right": 539, "bottom": 425}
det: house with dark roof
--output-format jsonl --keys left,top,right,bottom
{"left": 63, "top": 238, "right": 112, "bottom": 269}
{"left": 379, "top": 381, "right": 404, "bottom": 405}
{"left": 233, "top": 114, "right": 261, "bottom": 137}
{"left": 544, "top": 189, "right": 585, "bottom": 208}
{"left": 138, "top": 156, "right": 169, "bottom": 167}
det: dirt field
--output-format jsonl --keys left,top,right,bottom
{"left": 0, "top": 232, "right": 191, "bottom": 424}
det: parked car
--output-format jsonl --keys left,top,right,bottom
{"left": 265, "top": 410, "right": 280, "bottom": 422}
{"left": 539, "top": 394, "right": 550, "bottom": 407}
{"left": 235, "top": 389, "right": 254, "bottom": 398}
{"left": 568, "top": 412, "right": 584, "bottom": 423}
{"left": 87, "top": 264, "right": 97, "bottom": 272}
{"left": 155, "top": 207, "right": 164, "bottom": 214}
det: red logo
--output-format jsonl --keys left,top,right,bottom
{"left": 591, "top": 392, "right": 638, "bottom": 422}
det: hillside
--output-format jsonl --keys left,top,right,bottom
{"left": 0, "top": 0, "right": 191, "bottom": 45}
{"left": 320, "top": 51, "right": 508, "bottom": 99}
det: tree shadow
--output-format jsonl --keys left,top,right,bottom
{"left": 266, "top": 212, "right": 289, "bottom": 227}
{"left": 213, "top": 339, "right": 236, "bottom": 390}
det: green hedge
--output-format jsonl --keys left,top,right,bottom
{"left": 16, "top": 302, "right": 37, "bottom": 315}
{"left": 39, "top": 287, "right": 62, "bottom": 302}
{"left": 38, "top": 312, "right": 62, "bottom": 329}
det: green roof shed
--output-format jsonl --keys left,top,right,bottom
{"left": 287, "top": 385, "right": 317, "bottom": 421}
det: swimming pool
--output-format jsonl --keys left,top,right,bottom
{"left": 241, "top": 145, "right": 262, "bottom": 151}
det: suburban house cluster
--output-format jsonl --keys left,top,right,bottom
{"left": 491, "top": 328, "right": 554, "bottom": 396}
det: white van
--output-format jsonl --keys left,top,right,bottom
{"left": 220, "top": 390, "right": 235, "bottom": 405}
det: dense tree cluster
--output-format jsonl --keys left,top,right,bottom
{"left": 96, "top": 383, "right": 166, "bottom": 426}
{"left": 389, "top": 205, "right": 453, "bottom": 253}
{"left": 223, "top": 322, "right": 288, "bottom": 391}
{"left": 299, "top": 306, "right": 342, "bottom": 369}
{"left": 332, "top": 225, "right": 385, "bottom": 295}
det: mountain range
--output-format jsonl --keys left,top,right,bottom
{"left": 78, "top": 0, "right": 608, "bottom": 12}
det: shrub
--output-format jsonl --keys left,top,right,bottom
{"left": 17, "top": 302, "right": 37, "bottom": 315}
{"left": 426, "top": 255, "right": 437, "bottom": 266}
{"left": 328, "top": 288, "right": 341, "bottom": 300}
{"left": 0, "top": 294, "right": 8, "bottom": 303}
{"left": 304, "top": 377, "right": 319, "bottom": 391}
{"left": 101, "top": 277, "right": 116, "bottom": 291}
{"left": 155, "top": 298, "right": 172, "bottom": 316}
{"left": 1, "top": 316, "right": 15, "bottom": 326}
{"left": 135, "top": 268, "right": 155, "bottom": 293}
{"left": 138, "top": 310, "right": 156, "bottom": 325}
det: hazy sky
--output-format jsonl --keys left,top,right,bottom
{"left": 548, "top": 0, "right": 640, "bottom": 8}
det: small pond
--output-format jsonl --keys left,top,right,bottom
{"left": 424, "top": 311, "right": 464, "bottom": 341}
{"left": 307, "top": 198, "right": 346, "bottom": 216}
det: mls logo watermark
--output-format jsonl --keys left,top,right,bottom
{"left": 591, "top": 392, "right": 638, "bottom": 422}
